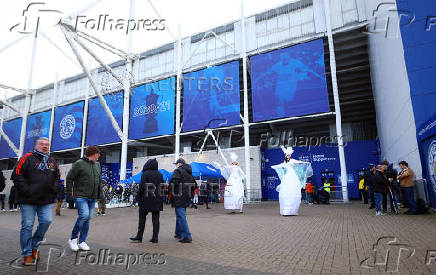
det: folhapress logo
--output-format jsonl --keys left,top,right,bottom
{"left": 10, "top": 2, "right": 166, "bottom": 36}
{"left": 9, "top": 2, "right": 63, "bottom": 36}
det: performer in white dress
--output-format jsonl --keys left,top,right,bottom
{"left": 272, "top": 146, "right": 313, "bottom": 216}
{"left": 215, "top": 153, "right": 246, "bottom": 213}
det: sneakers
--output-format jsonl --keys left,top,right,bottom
{"left": 375, "top": 211, "right": 381, "bottom": 216}
{"left": 149, "top": 239, "right": 158, "bottom": 243}
{"left": 78, "top": 242, "right": 90, "bottom": 251}
{"left": 69, "top": 238, "right": 79, "bottom": 251}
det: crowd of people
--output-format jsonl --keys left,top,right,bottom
{"left": 6, "top": 137, "right": 240, "bottom": 266}
{"left": 358, "top": 160, "right": 422, "bottom": 216}
{"left": 2, "top": 136, "right": 429, "bottom": 266}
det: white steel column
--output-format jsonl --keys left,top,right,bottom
{"left": 48, "top": 74, "right": 58, "bottom": 150}
{"left": 81, "top": 72, "right": 92, "bottom": 157}
{"left": 174, "top": 25, "right": 182, "bottom": 162}
{"left": 241, "top": 2, "right": 251, "bottom": 199}
{"left": 120, "top": 0, "right": 135, "bottom": 181}
{"left": 0, "top": 91, "right": 5, "bottom": 143}
{"left": 323, "top": 0, "right": 348, "bottom": 202}
{"left": 19, "top": 32, "right": 38, "bottom": 158}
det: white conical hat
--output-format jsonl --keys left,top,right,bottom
{"left": 230, "top": 152, "right": 238, "bottom": 162}
{"left": 281, "top": 146, "right": 294, "bottom": 156}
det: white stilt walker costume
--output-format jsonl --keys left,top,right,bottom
{"left": 215, "top": 153, "right": 246, "bottom": 213}
{"left": 272, "top": 146, "right": 313, "bottom": 216}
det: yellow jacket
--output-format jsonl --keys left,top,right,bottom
{"left": 359, "top": 179, "right": 364, "bottom": 190}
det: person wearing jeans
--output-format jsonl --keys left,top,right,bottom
{"left": 397, "top": 161, "right": 417, "bottom": 215}
{"left": 11, "top": 137, "right": 60, "bottom": 265}
{"left": 170, "top": 158, "right": 194, "bottom": 243}
{"left": 20, "top": 204, "right": 53, "bottom": 254}
{"left": 71, "top": 198, "right": 96, "bottom": 244}
{"left": 175, "top": 207, "right": 192, "bottom": 240}
{"left": 66, "top": 146, "right": 102, "bottom": 251}
{"left": 373, "top": 165, "right": 388, "bottom": 216}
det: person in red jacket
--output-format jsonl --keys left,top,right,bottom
{"left": 305, "top": 181, "right": 314, "bottom": 204}
{"left": 11, "top": 137, "right": 60, "bottom": 265}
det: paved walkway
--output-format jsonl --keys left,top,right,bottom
{"left": 0, "top": 201, "right": 435, "bottom": 274}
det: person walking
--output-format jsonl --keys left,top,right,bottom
{"left": 130, "top": 159, "right": 164, "bottom": 243}
{"left": 11, "top": 137, "right": 60, "bottom": 265}
{"left": 397, "top": 161, "right": 417, "bottom": 215}
{"left": 66, "top": 146, "right": 102, "bottom": 251}
{"left": 0, "top": 170, "right": 6, "bottom": 211}
{"left": 170, "top": 158, "right": 194, "bottom": 243}
{"left": 55, "top": 180, "right": 65, "bottom": 216}
{"left": 9, "top": 185, "right": 18, "bottom": 211}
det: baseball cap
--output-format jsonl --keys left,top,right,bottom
{"left": 174, "top": 158, "right": 186, "bottom": 165}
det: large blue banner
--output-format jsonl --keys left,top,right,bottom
{"left": 0, "top": 118, "right": 22, "bottom": 159}
{"left": 250, "top": 39, "right": 330, "bottom": 122}
{"left": 86, "top": 91, "right": 123, "bottom": 146}
{"left": 262, "top": 141, "right": 378, "bottom": 200}
{"left": 183, "top": 60, "right": 240, "bottom": 132}
{"left": 24, "top": 110, "right": 52, "bottom": 154}
{"left": 52, "top": 101, "right": 84, "bottom": 151}
{"left": 129, "top": 77, "right": 175, "bottom": 140}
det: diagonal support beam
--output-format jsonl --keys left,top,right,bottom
{"left": 0, "top": 84, "right": 30, "bottom": 95}
{"left": 195, "top": 130, "right": 228, "bottom": 166}
{"left": 0, "top": 98, "right": 20, "bottom": 114}
{"left": 0, "top": 127, "right": 19, "bottom": 157}
{"left": 60, "top": 24, "right": 123, "bottom": 140}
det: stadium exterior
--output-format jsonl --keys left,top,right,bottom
{"left": 1, "top": 0, "right": 435, "bottom": 206}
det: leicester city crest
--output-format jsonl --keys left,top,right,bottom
{"left": 60, "top": 115, "right": 75, "bottom": 139}
{"left": 428, "top": 140, "right": 436, "bottom": 195}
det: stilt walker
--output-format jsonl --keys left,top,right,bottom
{"left": 272, "top": 146, "right": 313, "bottom": 216}
{"left": 215, "top": 153, "right": 246, "bottom": 213}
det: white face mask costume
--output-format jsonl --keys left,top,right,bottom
{"left": 214, "top": 152, "right": 246, "bottom": 212}
{"left": 271, "top": 146, "right": 313, "bottom": 216}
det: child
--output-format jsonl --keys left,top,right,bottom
{"left": 193, "top": 184, "right": 199, "bottom": 209}
{"left": 305, "top": 181, "right": 314, "bottom": 204}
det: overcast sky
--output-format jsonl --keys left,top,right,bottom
{"left": 0, "top": 0, "right": 295, "bottom": 99}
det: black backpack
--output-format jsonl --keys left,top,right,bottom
{"left": 416, "top": 198, "right": 429, "bottom": 214}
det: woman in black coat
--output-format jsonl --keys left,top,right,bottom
{"left": 130, "top": 159, "right": 164, "bottom": 243}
